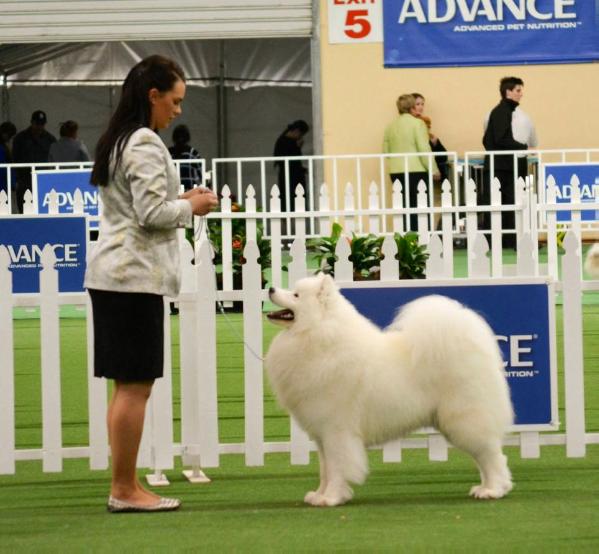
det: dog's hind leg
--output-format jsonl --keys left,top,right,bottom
{"left": 441, "top": 422, "right": 512, "bottom": 499}
{"left": 305, "top": 433, "right": 368, "bottom": 507}
{"left": 468, "top": 445, "right": 512, "bottom": 499}
{"left": 304, "top": 440, "right": 328, "bottom": 505}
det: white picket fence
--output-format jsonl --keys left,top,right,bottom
{"left": 0, "top": 174, "right": 598, "bottom": 480}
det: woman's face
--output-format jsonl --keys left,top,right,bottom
{"left": 412, "top": 96, "right": 425, "bottom": 116}
{"left": 149, "top": 79, "right": 186, "bottom": 130}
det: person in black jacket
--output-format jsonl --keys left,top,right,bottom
{"left": 482, "top": 77, "right": 528, "bottom": 248}
{"left": 273, "top": 120, "right": 310, "bottom": 212}
{"left": 12, "top": 110, "right": 57, "bottom": 213}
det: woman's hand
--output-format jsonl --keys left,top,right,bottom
{"left": 183, "top": 187, "right": 219, "bottom": 216}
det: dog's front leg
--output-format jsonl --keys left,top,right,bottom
{"left": 305, "top": 433, "right": 367, "bottom": 507}
{"left": 304, "top": 439, "right": 328, "bottom": 505}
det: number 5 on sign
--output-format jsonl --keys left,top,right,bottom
{"left": 328, "top": 0, "right": 383, "bottom": 44}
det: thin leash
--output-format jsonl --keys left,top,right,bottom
{"left": 194, "top": 215, "right": 266, "bottom": 362}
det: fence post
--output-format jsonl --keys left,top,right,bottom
{"left": 144, "top": 298, "right": 176, "bottom": 485}
{"left": 392, "top": 179, "right": 404, "bottom": 234}
{"left": 490, "top": 176, "right": 502, "bottom": 277}
{"left": 426, "top": 235, "right": 444, "bottom": 279}
{"left": 561, "top": 232, "right": 586, "bottom": 457}
{"left": 344, "top": 182, "right": 355, "bottom": 234}
{"left": 470, "top": 234, "right": 490, "bottom": 278}
{"left": 334, "top": 235, "right": 353, "bottom": 282}
{"left": 545, "top": 176, "right": 558, "bottom": 280}
{"left": 0, "top": 190, "right": 9, "bottom": 215}
{"left": 86, "top": 290, "right": 109, "bottom": 470}
{"left": 39, "top": 244, "right": 62, "bottom": 472}
{"left": 242, "top": 240, "right": 264, "bottom": 466}
{"left": 465, "top": 178, "right": 478, "bottom": 276}
{"left": 440, "top": 180, "right": 453, "bottom": 278}
{"left": 368, "top": 181, "right": 380, "bottom": 235}
{"left": 183, "top": 238, "right": 220, "bottom": 472}
{"left": 380, "top": 235, "right": 399, "bottom": 282}
{"left": 417, "top": 180, "right": 429, "bottom": 244}
{"left": 318, "top": 183, "right": 331, "bottom": 237}
{"left": 0, "top": 246, "right": 15, "bottom": 474}
{"left": 269, "top": 185, "right": 283, "bottom": 289}
{"left": 288, "top": 237, "right": 311, "bottom": 464}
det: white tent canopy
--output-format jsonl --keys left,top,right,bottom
{"left": 1, "top": 38, "right": 314, "bottom": 187}
{"left": 1, "top": 39, "right": 311, "bottom": 89}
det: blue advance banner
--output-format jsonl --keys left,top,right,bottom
{"left": 0, "top": 215, "right": 87, "bottom": 293}
{"left": 542, "top": 163, "right": 599, "bottom": 222}
{"left": 34, "top": 169, "right": 98, "bottom": 228}
{"left": 383, "top": 1, "right": 599, "bottom": 67}
{"left": 341, "top": 281, "right": 555, "bottom": 428}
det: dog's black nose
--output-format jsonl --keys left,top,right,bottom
{"left": 268, "top": 287, "right": 275, "bottom": 295}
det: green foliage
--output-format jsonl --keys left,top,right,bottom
{"left": 306, "top": 222, "right": 343, "bottom": 275}
{"left": 394, "top": 231, "right": 429, "bottom": 279}
{"left": 307, "top": 223, "right": 428, "bottom": 279}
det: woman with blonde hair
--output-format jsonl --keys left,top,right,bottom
{"left": 383, "top": 93, "right": 439, "bottom": 230}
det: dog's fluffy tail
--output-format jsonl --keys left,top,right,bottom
{"left": 585, "top": 244, "right": 599, "bottom": 278}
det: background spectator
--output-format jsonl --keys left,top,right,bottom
{"left": 482, "top": 76, "right": 529, "bottom": 248}
{"left": 383, "top": 94, "right": 440, "bottom": 231}
{"left": 12, "top": 110, "right": 57, "bottom": 212}
{"left": 168, "top": 124, "right": 202, "bottom": 191}
{"left": 0, "top": 121, "right": 17, "bottom": 195}
{"left": 273, "top": 119, "right": 310, "bottom": 211}
{"left": 48, "top": 120, "right": 90, "bottom": 163}
{"left": 411, "top": 93, "right": 449, "bottom": 183}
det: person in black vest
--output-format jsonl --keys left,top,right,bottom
{"left": 12, "top": 110, "right": 57, "bottom": 213}
{"left": 482, "top": 77, "right": 528, "bottom": 248}
{"left": 273, "top": 119, "right": 310, "bottom": 212}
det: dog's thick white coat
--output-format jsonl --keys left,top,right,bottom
{"left": 265, "top": 274, "right": 514, "bottom": 507}
{"left": 584, "top": 244, "right": 599, "bottom": 278}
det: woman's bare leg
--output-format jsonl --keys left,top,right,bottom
{"left": 108, "top": 380, "right": 158, "bottom": 505}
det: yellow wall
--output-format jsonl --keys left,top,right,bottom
{"left": 318, "top": 1, "right": 599, "bottom": 160}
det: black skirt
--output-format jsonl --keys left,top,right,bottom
{"left": 88, "top": 289, "right": 164, "bottom": 381}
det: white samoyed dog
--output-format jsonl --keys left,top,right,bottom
{"left": 264, "top": 274, "right": 514, "bottom": 507}
{"left": 584, "top": 244, "right": 599, "bottom": 277}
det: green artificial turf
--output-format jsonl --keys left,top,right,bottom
{"left": 2, "top": 245, "right": 599, "bottom": 551}
{"left": 1, "top": 447, "right": 598, "bottom": 552}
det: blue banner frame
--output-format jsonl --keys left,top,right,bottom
{"left": 542, "top": 163, "right": 599, "bottom": 222}
{"left": 0, "top": 215, "right": 88, "bottom": 293}
{"left": 34, "top": 169, "right": 98, "bottom": 229}
{"left": 383, "top": 0, "right": 599, "bottom": 67}
{"left": 340, "top": 279, "right": 557, "bottom": 429}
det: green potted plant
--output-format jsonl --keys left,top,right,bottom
{"left": 393, "top": 231, "right": 428, "bottom": 279}
{"left": 307, "top": 223, "right": 427, "bottom": 280}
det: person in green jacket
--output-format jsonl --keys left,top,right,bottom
{"left": 383, "top": 94, "right": 439, "bottom": 231}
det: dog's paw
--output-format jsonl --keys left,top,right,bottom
{"left": 304, "top": 491, "right": 349, "bottom": 507}
{"left": 469, "top": 485, "right": 507, "bottom": 500}
{"left": 304, "top": 491, "right": 322, "bottom": 505}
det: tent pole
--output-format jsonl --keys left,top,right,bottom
{"left": 216, "top": 39, "right": 228, "bottom": 188}
{"left": 1, "top": 73, "right": 9, "bottom": 121}
{"left": 310, "top": 0, "right": 323, "bottom": 188}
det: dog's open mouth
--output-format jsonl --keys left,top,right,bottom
{"left": 266, "top": 308, "right": 295, "bottom": 322}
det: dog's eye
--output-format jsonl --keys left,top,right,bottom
{"left": 293, "top": 293, "right": 299, "bottom": 298}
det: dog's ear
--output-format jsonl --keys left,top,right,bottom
{"left": 317, "top": 272, "right": 336, "bottom": 302}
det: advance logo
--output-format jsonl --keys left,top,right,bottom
{"left": 0, "top": 216, "right": 87, "bottom": 293}
{"left": 34, "top": 169, "right": 98, "bottom": 229}
{"left": 543, "top": 163, "right": 599, "bottom": 222}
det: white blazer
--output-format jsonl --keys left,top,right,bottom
{"left": 84, "top": 127, "right": 192, "bottom": 298}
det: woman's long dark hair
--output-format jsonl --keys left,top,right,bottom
{"left": 91, "top": 55, "right": 185, "bottom": 186}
